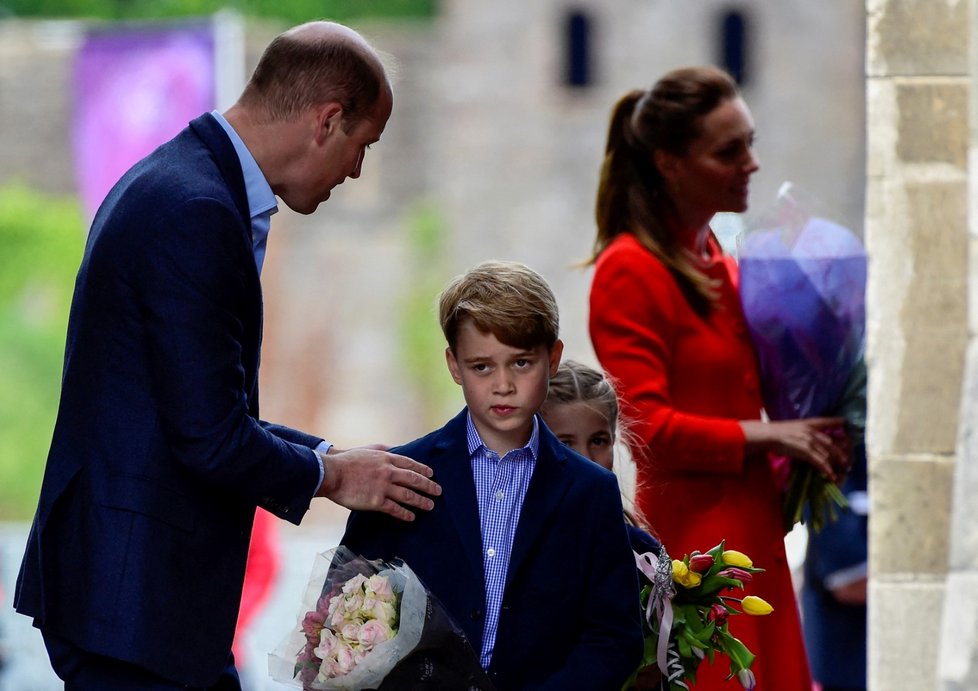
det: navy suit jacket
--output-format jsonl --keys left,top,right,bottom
{"left": 342, "top": 410, "right": 643, "bottom": 691}
{"left": 15, "top": 113, "right": 322, "bottom": 687}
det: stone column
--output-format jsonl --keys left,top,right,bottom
{"left": 937, "top": 1, "right": 978, "bottom": 687}
{"left": 866, "top": 0, "right": 969, "bottom": 688}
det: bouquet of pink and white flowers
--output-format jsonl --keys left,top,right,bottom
{"left": 300, "top": 570, "right": 399, "bottom": 682}
{"left": 269, "top": 546, "right": 492, "bottom": 691}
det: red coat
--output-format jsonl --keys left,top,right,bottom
{"left": 589, "top": 232, "right": 811, "bottom": 690}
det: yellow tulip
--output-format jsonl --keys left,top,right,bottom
{"left": 671, "top": 559, "right": 703, "bottom": 588}
{"left": 722, "top": 549, "right": 754, "bottom": 569}
{"left": 741, "top": 595, "right": 773, "bottom": 616}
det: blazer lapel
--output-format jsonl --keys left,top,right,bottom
{"left": 506, "top": 424, "right": 573, "bottom": 586}
{"left": 432, "top": 411, "right": 485, "bottom": 581}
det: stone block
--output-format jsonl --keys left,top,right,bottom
{"left": 896, "top": 80, "right": 968, "bottom": 169}
{"left": 868, "top": 0, "right": 969, "bottom": 76}
{"left": 895, "top": 327, "right": 966, "bottom": 453}
{"left": 906, "top": 181, "right": 968, "bottom": 282}
{"left": 866, "top": 78, "right": 899, "bottom": 179}
{"left": 870, "top": 456, "right": 953, "bottom": 575}
{"left": 947, "top": 340, "right": 978, "bottom": 571}
{"left": 871, "top": 580, "right": 945, "bottom": 690}
{"left": 938, "top": 572, "right": 978, "bottom": 687}
{"left": 866, "top": 178, "right": 967, "bottom": 456}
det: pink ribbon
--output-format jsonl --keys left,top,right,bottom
{"left": 634, "top": 550, "right": 675, "bottom": 676}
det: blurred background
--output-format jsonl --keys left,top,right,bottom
{"left": 0, "top": 1, "right": 868, "bottom": 689}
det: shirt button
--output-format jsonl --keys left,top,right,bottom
{"left": 495, "top": 490, "right": 504, "bottom": 500}
{"left": 487, "top": 547, "right": 496, "bottom": 558}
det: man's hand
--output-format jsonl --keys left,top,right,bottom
{"left": 316, "top": 446, "right": 441, "bottom": 521}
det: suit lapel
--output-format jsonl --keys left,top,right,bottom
{"left": 189, "top": 113, "right": 264, "bottom": 412}
{"left": 506, "top": 425, "right": 573, "bottom": 586}
{"left": 189, "top": 113, "right": 251, "bottom": 227}
{"left": 432, "top": 411, "right": 485, "bottom": 581}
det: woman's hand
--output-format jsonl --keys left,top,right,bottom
{"left": 740, "top": 418, "right": 851, "bottom": 482}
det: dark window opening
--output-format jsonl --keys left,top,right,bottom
{"left": 719, "top": 10, "right": 749, "bottom": 86}
{"left": 565, "top": 11, "right": 592, "bottom": 88}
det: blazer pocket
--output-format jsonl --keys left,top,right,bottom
{"left": 99, "top": 472, "right": 196, "bottom": 533}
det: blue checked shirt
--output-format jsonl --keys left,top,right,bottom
{"left": 466, "top": 413, "right": 539, "bottom": 669}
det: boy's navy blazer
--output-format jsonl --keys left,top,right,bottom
{"left": 343, "top": 409, "right": 644, "bottom": 691}
{"left": 15, "top": 113, "right": 322, "bottom": 687}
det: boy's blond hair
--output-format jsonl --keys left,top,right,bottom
{"left": 438, "top": 260, "right": 560, "bottom": 353}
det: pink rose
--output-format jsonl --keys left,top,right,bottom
{"left": 317, "top": 658, "right": 341, "bottom": 682}
{"left": 334, "top": 641, "right": 356, "bottom": 675}
{"left": 369, "top": 599, "right": 397, "bottom": 625}
{"left": 366, "top": 574, "right": 394, "bottom": 600}
{"left": 327, "top": 594, "right": 342, "bottom": 619}
{"left": 340, "top": 623, "right": 362, "bottom": 642}
{"left": 329, "top": 607, "right": 349, "bottom": 629}
{"left": 358, "top": 619, "right": 393, "bottom": 648}
{"left": 314, "top": 628, "right": 339, "bottom": 661}
{"left": 341, "top": 574, "right": 368, "bottom": 595}
{"left": 343, "top": 592, "right": 365, "bottom": 615}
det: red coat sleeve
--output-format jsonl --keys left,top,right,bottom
{"left": 588, "top": 237, "right": 750, "bottom": 474}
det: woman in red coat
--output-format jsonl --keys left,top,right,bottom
{"left": 588, "top": 66, "right": 850, "bottom": 690}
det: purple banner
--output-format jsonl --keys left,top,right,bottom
{"left": 73, "top": 22, "right": 216, "bottom": 220}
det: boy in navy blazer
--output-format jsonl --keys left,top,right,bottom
{"left": 343, "top": 261, "right": 643, "bottom": 690}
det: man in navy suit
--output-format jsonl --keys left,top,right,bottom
{"left": 14, "top": 21, "right": 440, "bottom": 690}
{"left": 343, "top": 262, "right": 644, "bottom": 690}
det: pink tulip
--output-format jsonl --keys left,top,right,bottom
{"left": 688, "top": 553, "right": 715, "bottom": 573}
{"left": 707, "top": 603, "right": 728, "bottom": 623}
{"left": 719, "top": 567, "right": 753, "bottom": 583}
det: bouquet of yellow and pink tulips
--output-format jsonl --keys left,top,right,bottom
{"left": 624, "top": 541, "right": 772, "bottom": 691}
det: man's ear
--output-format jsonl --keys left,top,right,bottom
{"left": 445, "top": 347, "right": 463, "bottom": 385}
{"left": 313, "top": 102, "right": 345, "bottom": 144}
{"left": 548, "top": 339, "right": 564, "bottom": 377}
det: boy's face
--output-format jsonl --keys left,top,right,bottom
{"left": 446, "top": 319, "right": 563, "bottom": 456}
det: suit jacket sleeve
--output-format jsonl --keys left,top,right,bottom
{"left": 589, "top": 242, "right": 747, "bottom": 473}
{"left": 140, "top": 195, "right": 319, "bottom": 520}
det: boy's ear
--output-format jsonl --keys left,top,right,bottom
{"left": 548, "top": 339, "right": 564, "bottom": 377}
{"left": 445, "top": 347, "right": 463, "bottom": 385}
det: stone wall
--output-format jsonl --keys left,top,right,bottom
{"left": 865, "top": 0, "right": 970, "bottom": 688}
{"left": 936, "top": 0, "right": 978, "bottom": 687}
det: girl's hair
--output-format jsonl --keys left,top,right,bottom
{"left": 543, "top": 361, "right": 656, "bottom": 534}
{"left": 543, "top": 360, "right": 619, "bottom": 432}
{"left": 589, "top": 66, "right": 739, "bottom": 314}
